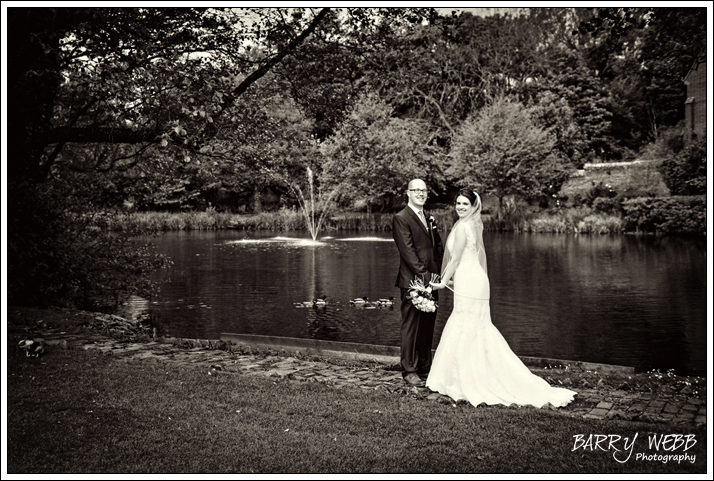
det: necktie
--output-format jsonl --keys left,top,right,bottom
{"left": 418, "top": 210, "right": 428, "bottom": 229}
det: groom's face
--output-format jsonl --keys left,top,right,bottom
{"left": 407, "top": 181, "right": 428, "bottom": 209}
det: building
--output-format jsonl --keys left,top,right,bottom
{"left": 682, "top": 56, "right": 706, "bottom": 144}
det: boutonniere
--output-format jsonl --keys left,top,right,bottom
{"left": 429, "top": 216, "right": 437, "bottom": 229}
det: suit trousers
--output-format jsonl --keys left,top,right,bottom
{"left": 399, "top": 287, "right": 436, "bottom": 377}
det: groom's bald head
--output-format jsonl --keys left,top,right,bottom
{"left": 408, "top": 179, "right": 427, "bottom": 190}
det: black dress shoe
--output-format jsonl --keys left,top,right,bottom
{"left": 404, "top": 372, "right": 426, "bottom": 387}
{"left": 417, "top": 372, "right": 429, "bottom": 381}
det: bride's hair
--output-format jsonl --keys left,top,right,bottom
{"left": 456, "top": 189, "right": 481, "bottom": 213}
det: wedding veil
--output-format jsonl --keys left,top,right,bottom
{"left": 441, "top": 192, "right": 488, "bottom": 282}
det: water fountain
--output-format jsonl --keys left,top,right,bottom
{"left": 288, "top": 166, "right": 338, "bottom": 242}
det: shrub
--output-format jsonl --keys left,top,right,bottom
{"left": 592, "top": 197, "right": 621, "bottom": 215}
{"left": 8, "top": 181, "right": 170, "bottom": 311}
{"left": 584, "top": 181, "right": 616, "bottom": 206}
{"left": 622, "top": 196, "right": 706, "bottom": 235}
{"left": 658, "top": 138, "right": 706, "bottom": 195}
{"left": 569, "top": 192, "right": 584, "bottom": 207}
{"left": 514, "top": 211, "right": 622, "bottom": 234}
{"left": 638, "top": 124, "right": 685, "bottom": 160}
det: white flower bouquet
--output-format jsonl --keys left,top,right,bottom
{"left": 408, "top": 274, "right": 440, "bottom": 313}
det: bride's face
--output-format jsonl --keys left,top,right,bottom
{"left": 455, "top": 195, "right": 472, "bottom": 218}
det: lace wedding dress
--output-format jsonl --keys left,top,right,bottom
{"left": 426, "top": 218, "right": 576, "bottom": 408}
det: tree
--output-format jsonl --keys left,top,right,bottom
{"left": 574, "top": 7, "right": 650, "bottom": 79}
{"left": 576, "top": 7, "right": 707, "bottom": 141}
{"left": 639, "top": 8, "right": 707, "bottom": 138}
{"left": 319, "top": 93, "right": 442, "bottom": 211}
{"left": 7, "top": 7, "right": 435, "bottom": 308}
{"left": 524, "top": 90, "right": 588, "bottom": 168}
{"left": 539, "top": 47, "right": 617, "bottom": 161}
{"left": 9, "top": 7, "right": 437, "bottom": 183}
{"left": 371, "top": 10, "right": 554, "bottom": 150}
{"left": 7, "top": 7, "right": 334, "bottom": 183}
{"left": 447, "top": 96, "right": 570, "bottom": 216}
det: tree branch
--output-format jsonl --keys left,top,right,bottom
{"left": 40, "top": 98, "right": 99, "bottom": 178}
{"left": 100, "top": 143, "right": 153, "bottom": 172}
{"left": 43, "top": 9, "right": 331, "bottom": 151}
{"left": 214, "top": 8, "right": 331, "bottom": 122}
{"left": 414, "top": 88, "right": 455, "bottom": 138}
{"left": 45, "top": 126, "right": 160, "bottom": 145}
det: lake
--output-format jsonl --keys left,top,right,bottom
{"left": 125, "top": 230, "right": 707, "bottom": 376}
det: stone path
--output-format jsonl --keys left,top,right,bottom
{"left": 28, "top": 327, "right": 706, "bottom": 427}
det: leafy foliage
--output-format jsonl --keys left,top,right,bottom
{"left": 447, "top": 96, "right": 571, "bottom": 214}
{"left": 7, "top": 180, "right": 170, "bottom": 310}
{"left": 320, "top": 93, "right": 442, "bottom": 211}
{"left": 658, "top": 139, "right": 707, "bottom": 196}
{"left": 621, "top": 196, "right": 706, "bottom": 235}
{"left": 372, "top": 10, "right": 554, "bottom": 149}
{"left": 585, "top": 181, "right": 617, "bottom": 206}
{"left": 7, "top": 7, "right": 708, "bottom": 313}
{"left": 638, "top": 8, "right": 707, "bottom": 136}
{"left": 592, "top": 197, "right": 621, "bottom": 215}
{"left": 576, "top": 7, "right": 707, "bottom": 143}
{"left": 524, "top": 90, "right": 588, "bottom": 169}
{"left": 539, "top": 48, "right": 617, "bottom": 161}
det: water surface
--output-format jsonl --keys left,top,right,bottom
{"left": 127, "top": 230, "right": 707, "bottom": 376}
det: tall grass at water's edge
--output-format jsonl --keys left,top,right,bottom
{"left": 110, "top": 208, "right": 625, "bottom": 235}
{"left": 110, "top": 210, "right": 403, "bottom": 234}
{"left": 511, "top": 211, "right": 624, "bottom": 234}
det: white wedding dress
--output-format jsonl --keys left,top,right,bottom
{"left": 426, "top": 221, "right": 576, "bottom": 408}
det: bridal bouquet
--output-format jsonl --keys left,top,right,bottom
{"left": 408, "top": 274, "right": 439, "bottom": 313}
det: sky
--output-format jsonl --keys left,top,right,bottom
{"left": 435, "top": 7, "right": 527, "bottom": 17}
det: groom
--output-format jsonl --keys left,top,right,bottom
{"left": 392, "top": 178, "right": 444, "bottom": 387}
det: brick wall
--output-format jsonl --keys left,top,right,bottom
{"left": 684, "top": 59, "right": 707, "bottom": 143}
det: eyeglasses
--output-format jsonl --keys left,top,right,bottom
{"left": 408, "top": 189, "right": 428, "bottom": 194}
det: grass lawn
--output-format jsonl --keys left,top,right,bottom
{"left": 5, "top": 344, "right": 707, "bottom": 474}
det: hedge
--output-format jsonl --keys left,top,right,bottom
{"left": 621, "top": 195, "right": 706, "bottom": 235}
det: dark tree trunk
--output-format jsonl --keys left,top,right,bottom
{"left": 252, "top": 184, "right": 262, "bottom": 213}
{"left": 7, "top": 8, "right": 65, "bottom": 183}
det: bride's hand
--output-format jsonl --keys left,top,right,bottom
{"left": 429, "top": 281, "right": 446, "bottom": 290}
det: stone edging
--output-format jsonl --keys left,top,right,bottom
{"left": 14, "top": 322, "right": 706, "bottom": 427}
{"left": 219, "top": 332, "right": 636, "bottom": 375}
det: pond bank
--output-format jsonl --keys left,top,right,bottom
{"left": 7, "top": 307, "right": 706, "bottom": 427}
{"left": 108, "top": 208, "right": 628, "bottom": 235}
{"left": 219, "top": 332, "right": 636, "bottom": 375}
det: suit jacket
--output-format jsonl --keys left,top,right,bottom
{"left": 393, "top": 206, "right": 444, "bottom": 295}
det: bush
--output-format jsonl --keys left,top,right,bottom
{"left": 638, "top": 124, "right": 685, "bottom": 160}
{"left": 584, "top": 181, "right": 616, "bottom": 206}
{"left": 622, "top": 196, "right": 706, "bottom": 235}
{"left": 8, "top": 181, "right": 170, "bottom": 311}
{"left": 592, "top": 197, "right": 621, "bottom": 215}
{"left": 658, "top": 138, "right": 706, "bottom": 195}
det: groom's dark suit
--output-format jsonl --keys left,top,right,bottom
{"left": 393, "top": 205, "right": 444, "bottom": 379}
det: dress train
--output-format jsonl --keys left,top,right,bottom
{"left": 426, "top": 228, "right": 576, "bottom": 408}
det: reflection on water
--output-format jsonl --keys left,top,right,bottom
{"left": 337, "top": 237, "right": 395, "bottom": 242}
{"left": 125, "top": 230, "right": 707, "bottom": 376}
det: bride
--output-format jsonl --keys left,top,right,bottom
{"left": 427, "top": 189, "right": 576, "bottom": 408}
